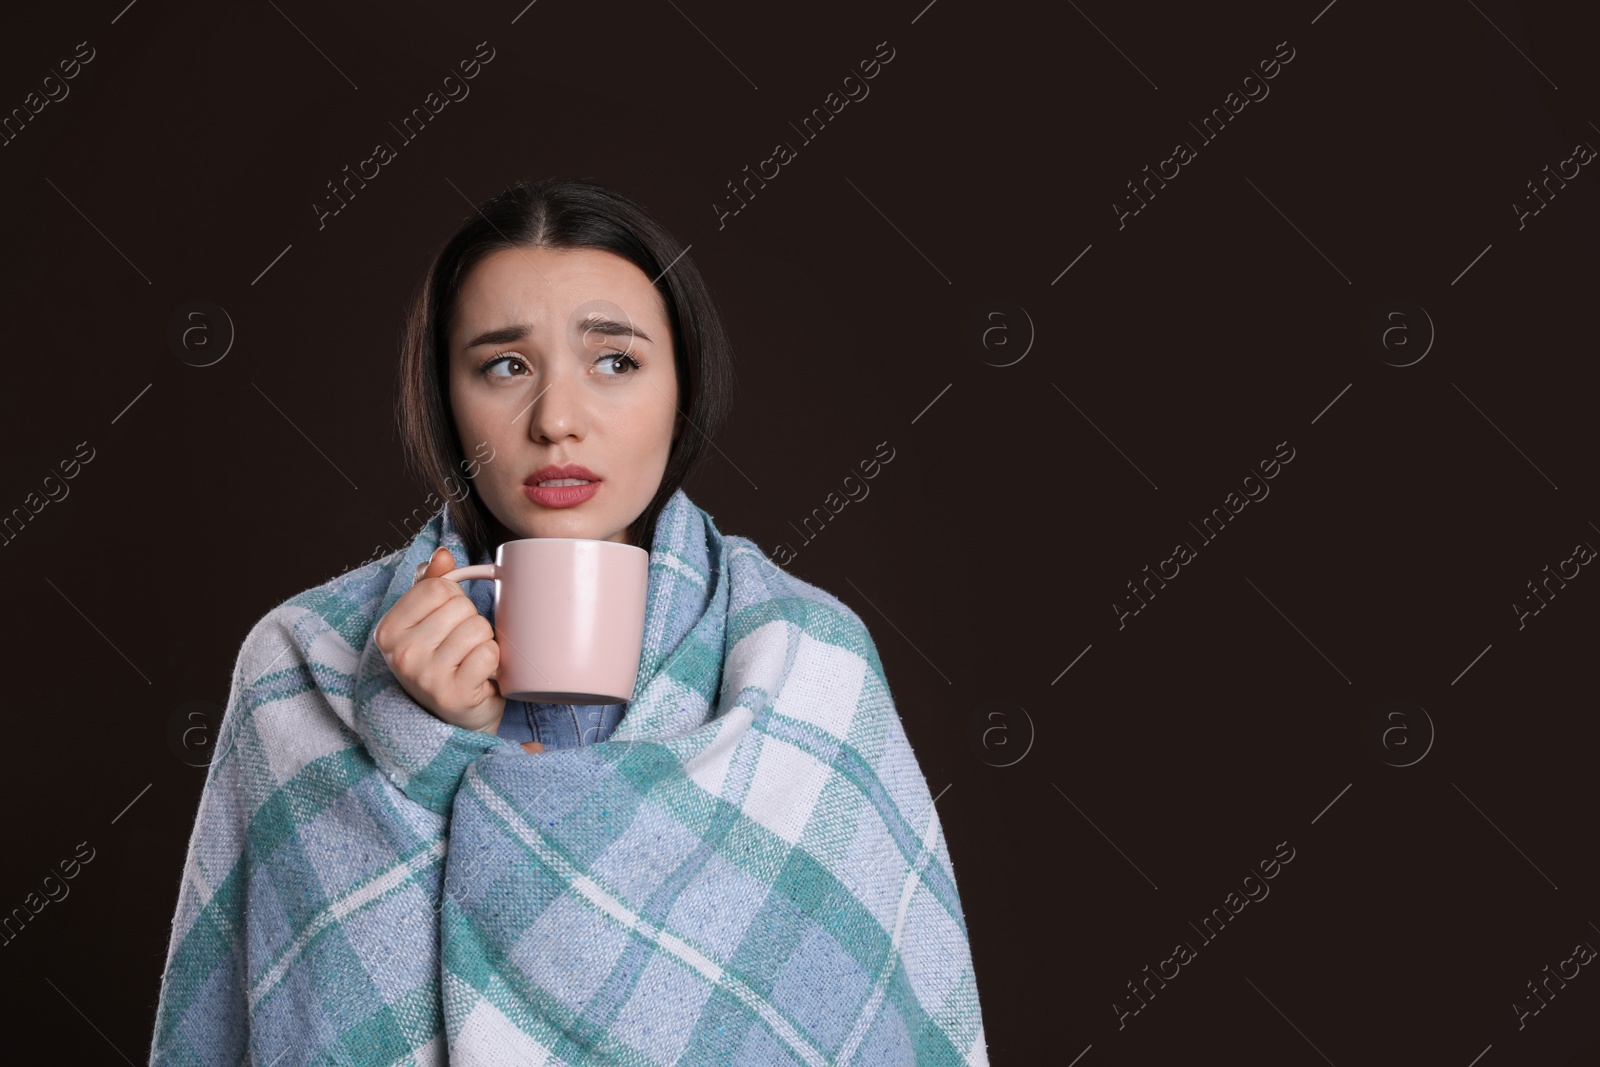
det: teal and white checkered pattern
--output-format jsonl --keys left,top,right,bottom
{"left": 149, "top": 488, "right": 988, "bottom": 1065}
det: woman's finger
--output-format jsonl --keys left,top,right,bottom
{"left": 436, "top": 613, "right": 495, "bottom": 672}
{"left": 404, "top": 594, "right": 481, "bottom": 658}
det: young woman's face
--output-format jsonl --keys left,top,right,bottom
{"left": 447, "top": 245, "right": 681, "bottom": 546}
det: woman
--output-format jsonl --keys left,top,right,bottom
{"left": 376, "top": 177, "right": 720, "bottom": 755}
{"left": 149, "top": 179, "right": 988, "bottom": 1066}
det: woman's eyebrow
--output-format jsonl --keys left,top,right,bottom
{"left": 579, "top": 317, "right": 653, "bottom": 344}
{"left": 464, "top": 318, "right": 654, "bottom": 350}
{"left": 464, "top": 323, "right": 532, "bottom": 349}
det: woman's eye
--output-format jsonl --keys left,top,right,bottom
{"left": 596, "top": 351, "right": 642, "bottom": 376}
{"left": 480, "top": 354, "right": 527, "bottom": 377}
{"left": 479, "top": 351, "right": 640, "bottom": 378}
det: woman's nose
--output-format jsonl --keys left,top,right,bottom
{"left": 525, "top": 365, "right": 584, "bottom": 440}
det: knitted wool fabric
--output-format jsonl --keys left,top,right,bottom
{"left": 149, "top": 487, "right": 988, "bottom": 1065}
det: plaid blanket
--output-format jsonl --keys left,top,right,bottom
{"left": 149, "top": 488, "right": 988, "bottom": 1065}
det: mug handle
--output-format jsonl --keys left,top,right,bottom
{"left": 436, "top": 563, "right": 498, "bottom": 584}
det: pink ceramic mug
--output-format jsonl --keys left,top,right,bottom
{"left": 437, "top": 538, "right": 649, "bottom": 704}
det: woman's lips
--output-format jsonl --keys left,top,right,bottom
{"left": 524, "top": 480, "right": 600, "bottom": 508}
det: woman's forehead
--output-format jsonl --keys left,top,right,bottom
{"left": 455, "top": 246, "right": 666, "bottom": 337}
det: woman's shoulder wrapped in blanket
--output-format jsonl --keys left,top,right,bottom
{"left": 148, "top": 487, "right": 988, "bottom": 1065}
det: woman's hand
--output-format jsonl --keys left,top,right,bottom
{"left": 374, "top": 547, "right": 506, "bottom": 736}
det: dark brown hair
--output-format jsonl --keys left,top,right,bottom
{"left": 396, "top": 178, "right": 736, "bottom": 562}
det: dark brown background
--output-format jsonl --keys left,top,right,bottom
{"left": 1, "top": 0, "right": 1595, "bottom": 1062}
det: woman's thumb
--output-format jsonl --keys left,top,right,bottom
{"left": 414, "top": 547, "right": 455, "bottom": 581}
